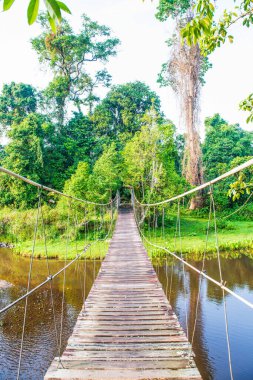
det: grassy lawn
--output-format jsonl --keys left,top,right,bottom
{"left": 144, "top": 216, "right": 253, "bottom": 259}
{"left": 3, "top": 211, "right": 253, "bottom": 260}
{"left": 13, "top": 239, "right": 110, "bottom": 260}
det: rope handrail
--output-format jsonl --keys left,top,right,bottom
{"left": 132, "top": 205, "right": 253, "bottom": 310}
{"left": 0, "top": 166, "right": 114, "bottom": 206}
{"left": 134, "top": 157, "right": 253, "bottom": 206}
{"left": 0, "top": 244, "right": 90, "bottom": 315}
{"left": 0, "top": 197, "right": 118, "bottom": 317}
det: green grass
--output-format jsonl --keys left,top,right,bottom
{"left": 2, "top": 206, "right": 253, "bottom": 261}
{"left": 143, "top": 216, "right": 253, "bottom": 260}
{"left": 14, "top": 238, "right": 110, "bottom": 260}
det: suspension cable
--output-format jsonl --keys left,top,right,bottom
{"left": 17, "top": 190, "right": 41, "bottom": 380}
{"left": 132, "top": 196, "right": 253, "bottom": 310}
{"left": 0, "top": 166, "right": 114, "bottom": 206}
{"left": 134, "top": 157, "right": 253, "bottom": 207}
{"left": 211, "top": 190, "right": 234, "bottom": 380}
{"left": 1, "top": 196, "right": 118, "bottom": 316}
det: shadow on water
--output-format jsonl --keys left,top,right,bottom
{"left": 154, "top": 255, "right": 253, "bottom": 380}
{"left": 0, "top": 248, "right": 101, "bottom": 380}
{"left": 1, "top": 248, "right": 253, "bottom": 380}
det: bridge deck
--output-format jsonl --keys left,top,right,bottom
{"left": 45, "top": 208, "right": 201, "bottom": 380}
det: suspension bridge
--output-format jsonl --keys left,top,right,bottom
{"left": 45, "top": 207, "right": 200, "bottom": 379}
{"left": 1, "top": 158, "right": 253, "bottom": 380}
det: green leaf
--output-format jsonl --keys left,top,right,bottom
{"left": 27, "top": 0, "right": 40, "bottom": 25}
{"left": 3, "top": 0, "right": 16, "bottom": 11}
{"left": 48, "top": 14, "right": 57, "bottom": 32}
{"left": 57, "top": 1, "right": 71, "bottom": 14}
{"left": 44, "top": 0, "right": 61, "bottom": 21}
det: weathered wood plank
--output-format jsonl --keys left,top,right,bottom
{"left": 44, "top": 208, "right": 202, "bottom": 380}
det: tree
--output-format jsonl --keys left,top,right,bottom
{"left": 122, "top": 107, "right": 183, "bottom": 203}
{"left": 181, "top": 0, "right": 253, "bottom": 124}
{"left": 32, "top": 14, "right": 120, "bottom": 125}
{"left": 0, "top": 113, "right": 46, "bottom": 207}
{"left": 63, "top": 161, "right": 91, "bottom": 200}
{"left": 2, "top": 0, "right": 71, "bottom": 31}
{"left": 156, "top": 0, "right": 211, "bottom": 208}
{"left": 0, "top": 82, "right": 38, "bottom": 133}
{"left": 92, "top": 81, "right": 161, "bottom": 148}
{"left": 90, "top": 144, "right": 122, "bottom": 202}
{"left": 62, "top": 112, "right": 99, "bottom": 167}
{"left": 202, "top": 113, "right": 253, "bottom": 179}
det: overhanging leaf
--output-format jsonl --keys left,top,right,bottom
{"left": 48, "top": 14, "right": 57, "bottom": 33}
{"left": 27, "top": 0, "right": 40, "bottom": 25}
{"left": 3, "top": 0, "right": 16, "bottom": 11}
{"left": 44, "top": 0, "right": 61, "bottom": 21}
{"left": 57, "top": 1, "right": 71, "bottom": 14}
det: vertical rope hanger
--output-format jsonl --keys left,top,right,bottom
{"left": 58, "top": 200, "right": 71, "bottom": 369}
{"left": 83, "top": 207, "right": 87, "bottom": 305}
{"left": 177, "top": 199, "right": 189, "bottom": 341}
{"left": 17, "top": 189, "right": 42, "bottom": 380}
{"left": 210, "top": 187, "right": 234, "bottom": 380}
{"left": 39, "top": 192, "right": 60, "bottom": 361}
{"left": 189, "top": 188, "right": 213, "bottom": 359}
{"left": 93, "top": 205, "right": 96, "bottom": 281}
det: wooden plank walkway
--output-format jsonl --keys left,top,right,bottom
{"left": 45, "top": 208, "right": 202, "bottom": 380}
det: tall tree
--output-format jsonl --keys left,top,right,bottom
{"left": 90, "top": 144, "right": 123, "bottom": 202}
{"left": 156, "top": 0, "right": 211, "bottom": 208}
{"left": 93, "top": 81, "right": 161, "bottom": 148}
{"left": 202, "top": 114, "right": 253, "bottom": 179}
{"left": 122, "top": 107, "right": 183, "bottom": 203}
{"left": 32, "top": 14, "right": 120, "bottom": 125}
{"left": 181, "top": 0, "right": 253, "bottom": 124}
{"left": 1, "top": 113, "right": 46, "bottom": 207}
{"left": 0, "top": 82, "right": 38, "bottom": 133}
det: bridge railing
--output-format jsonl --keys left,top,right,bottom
{"left": 0, "top": 165, "right": 119, "bottom": 379}
{"left": 132, "top": 157, "right": 253, "bottom": 380}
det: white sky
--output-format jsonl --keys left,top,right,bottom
{"left": 0, "top": 0, "right": 252, "bottom": 144}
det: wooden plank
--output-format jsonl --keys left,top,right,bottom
{"left": 44, "top": 208, "right": 202, "bottom": 380}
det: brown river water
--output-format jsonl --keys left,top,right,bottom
{"left": 0, "top": 248, "right": 253, "bottom": 380}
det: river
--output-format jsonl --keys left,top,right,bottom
{"left": 0, "top": 248, "right": 253, "bottom": 380}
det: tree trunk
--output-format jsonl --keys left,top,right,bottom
{"left": 168, "top": 21, "right": 203, "bottom": 209}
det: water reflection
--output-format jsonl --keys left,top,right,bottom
{"left": 0, "top": 248, "right": 101, "bottom": 380}
{"left": 1, "top": 249, "right": 253, "bottom": 380}
{"left": 154, "top": 256, "right": 253, "bottom": 380}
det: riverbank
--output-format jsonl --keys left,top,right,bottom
{"left": 11, "top": 239, "right": 109, "bottom": 260}
{"left": 1, "top": 205, "right": 253, "bottom": 260}
{"left": 144, "top": 216, "right": 253, "bottom": 260}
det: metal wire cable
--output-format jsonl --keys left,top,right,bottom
{"left": 131, "top": 195, "right": 253, "bottom": 309}
{"left": 133, "top": 157, "right": 253, "bottom": 207}
{"left": 39, "top": 196, "right": 60, "bottom": 360}
{"left": 17, "top": 191, "right": 41, "bottom": 380}
{"left": 211, "top": 190, "right": 234, "bottom": 380}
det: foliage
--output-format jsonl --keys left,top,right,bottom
{"left": 0, "top": 113, "right": 47, "bottom": 207}
{"left": 240, "top": 93, "right": 253, "bottom": 123}
{"left": 0, "top": 82, "right": 37, "bottom": 133}
{"left": 202, "top": 113, "right": 253, "bottom": 179}
{"left": 92, "top": 81, "right": 161, "bottom": 147}
{"left": 32, "top": 14, "right": 120, "bottom": 124}
{"left": 90, "top": 144, "right": 123, "bottom": 202}
{"left": 2, "top": 0, "right": 71, "bottom": 31}
{"left": 63, "top": 161, "right": 91, "bottom": 200}
{"left": 62, "top": 112, "right": 98, "bottom": 167}
{"left": 155, "top": 0, "right": 191, "bottom": 20}
{"left": 181, "top": 0, "right": 253, "bottom": 54}
{"left": 181, "top": 0, "right": 253, "bottom": 123}
{"left": 122, "top": 107, "right": 184, "bottom": 202}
